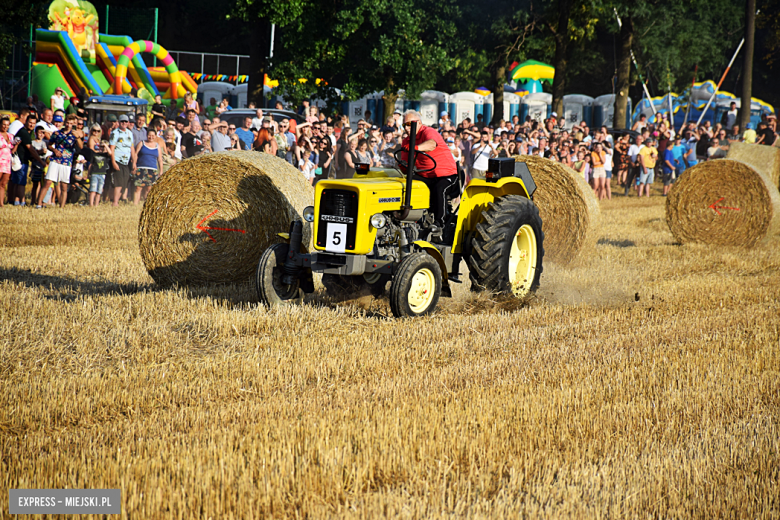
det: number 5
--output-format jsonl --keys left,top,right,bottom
{"left": 333, "top": 231, "right": 341, "bottom": 245}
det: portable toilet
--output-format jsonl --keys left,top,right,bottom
{"left": 419, "top": 90, "right": 449, "bottom": 126}
{"left": 502, "top": 92, "right": 521, "bottom": 121}
{"left": 561, "top": 94, "right": 594, "bottom": 130}
{"left": 520, "top": 93, "right": 552, "bottom": 124}
{"left": 593, "top": 94, "right": 632, "bottom": 129}
{"left": 230, "top": 84, "right": 248, "bottom": 108}
{"left": 198, "top": 82, "right": 233, "bottom": 106}
{"left": 448, "top": 92, "right": 484, "bottom": 126}
{"left": 343, "top": 96, "right": 369, "bottom": 130}
{"left": 365, "top": 91, "right": 384, "bottom": 127}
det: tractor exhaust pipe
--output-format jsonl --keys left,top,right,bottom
{"left": 397, "top": 120, "right": 418, "bottom": 221}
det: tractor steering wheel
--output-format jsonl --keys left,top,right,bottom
{"left": 393, "top": 147, "right": 438, "bottom": 175}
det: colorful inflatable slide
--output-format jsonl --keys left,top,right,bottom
{"left": 32, "top": 0, "right": 196, "bottom": 109}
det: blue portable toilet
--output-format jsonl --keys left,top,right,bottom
{"left": 365, "top": 91, "right": 384, "bottom": 126}
{"left": 448, "top": 92, "right": 484, "bottom": 126}
{"left": 419, "top": 90, "right": 449, "bottom": 126}
{"left": 562, "top": 94, "right": 594, "bottom": 130}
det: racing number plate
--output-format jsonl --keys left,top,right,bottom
{"left": 325, "top": 223, "right": 347, "bottom": 253}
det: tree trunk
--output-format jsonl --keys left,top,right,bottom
{"left": 613, "top": 15, "right": 633, "bottom": 130}
{"left": 248, "top": 18, "right": 271, "bottom": 109}
{"left": 492, "top": 64, "right": 506, "bottom": 125}
{"left": 551, "top": 0, "right": 573, "bottom": 119}
{"left": 739, "top": 0, "right": 755, "bottom": 131}
{"left": 383, "top": 76, "right": 397, "bottom": 123}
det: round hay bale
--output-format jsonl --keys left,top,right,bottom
{"left": 138, "top": 151, "right": 314, "bottom": 285}
{"left": 512, "top": 155, "right": 600, "bottom": 263}
{"left": 666, "top": 159, "right": 780, "bottom": 248}
{"left": 726, "top": 141, "right": 780, "bottom": 189}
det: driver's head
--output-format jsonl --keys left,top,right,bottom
{"left": 402, "top": 110, "right": 423, "bottom": 134}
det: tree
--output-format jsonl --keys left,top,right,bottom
{"left": 0, "top": 0, "right": 48, "bottom": 73}
{"left": 740, "top": 0, "right": 756, "bottom": 131}
{"left": 613, "top": 14, "right": 633, "bottom": 129}
{"left": 548, "top": 0, "right": 574, "bottom": 119}
{"left": 229, "top": 0, "right": 306, "bottom": 107}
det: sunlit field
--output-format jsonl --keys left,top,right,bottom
{"left": 1, "top": 186, "right": 778, "bottom": 518}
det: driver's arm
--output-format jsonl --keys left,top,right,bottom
{"left": 416, "top": 139, "right": 437, "bottom": 152}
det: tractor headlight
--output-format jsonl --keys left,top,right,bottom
{"left": 370, "top": 213, "right": 387, "bottom": 229}
{"left": 303, "top": 206, "right": 315, "bottom": 222}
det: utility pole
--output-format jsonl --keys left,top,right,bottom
{"left": 739, "top": 0, "right": 756, "bottom": 131}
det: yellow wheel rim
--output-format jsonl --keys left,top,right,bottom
{"left": 408, "top": 268, "right": 436, "bottom": 313}
{"left": 508, "top": 224, "right": 537, "bottom": 297}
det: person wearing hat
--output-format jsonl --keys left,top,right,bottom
{"left": 50, "top": 87, "right": 66, "bottom": 112}
{"left": 743, "top": 122, "right": 757, "bottom": 144}
{"left": 439, "top": 110, "right": 450, "bottom": 127}
{"left": 109, "top": 114, "right": 137, "bottom": 206}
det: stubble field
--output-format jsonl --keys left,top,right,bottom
{"left": 1, "top": 190, "right": 779, "bottom": 518}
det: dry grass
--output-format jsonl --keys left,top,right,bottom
{"left": 1, "top": 191, "right": 779, "bottom": 518}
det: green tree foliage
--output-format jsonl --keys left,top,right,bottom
{"left": 0, "top": 0, "right": 48, "bottom": 73}
{"left": 233, "top": 0, "right": 459, "bottom": 114}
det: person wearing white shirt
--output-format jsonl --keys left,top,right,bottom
{"left": 50, "top": 87, "right": 66, "bottom": 111}
{"left": 470, "top": 130, "right": 497, "bottom": 179}
{"left": 625, "top": 135, "right": 645, "bottom": 196}
{"left": 251, "top": 108, "right": 264, "bottom": 130}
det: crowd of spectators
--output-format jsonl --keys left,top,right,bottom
{"left": 2, "top": 93, "right": 778, "bottom": 208}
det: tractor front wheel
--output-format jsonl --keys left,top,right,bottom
{"left": 256, "top": 243, "right": 301, "bottom": 306}
{"left": 389, "top": 252, "right": 442, "bottom": 318}
{"left": 468, "top": 195, "right": 544, "bottom": 297}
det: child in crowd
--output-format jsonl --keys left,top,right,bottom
{"left": 162, "top": 142, "right": 178, "bottom": 173}
{"left": 88, "top": 141, "right": 110, "bottom": 207}
{"left": 30, "top": 126, "right": 50, "bottom": 204}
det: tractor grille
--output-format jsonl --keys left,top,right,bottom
{"left": 317, "top": 189, "right": 358, "bottom": 250}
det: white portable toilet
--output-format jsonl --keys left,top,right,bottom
{"left": 419, "top": 90, "right": 449, "bottom": 126}
{"left": 230, "top": 84, "right": 248, "bottom": 108}
{"left": 448, "top": 92, "right": 484, "bottom": 126}
{"left": 394, "top": 89, "right": 406, "bottom": 116}
{"left": 521, "top": 92, "right": 552, "bottom": 123}
{"left": 198, "top": 81, "right": 233, "bottom": 106}
{"left": 562, "top": 94, "right": 594, "bottom": 130}
{"left": 344, "top": 96, "right": 369, "bottom": 130}
{"left": 502, "top": 92, "right": 521, "bottom": 121}
{"left": 594, "top": 94, "right": 633, "bottom": 128}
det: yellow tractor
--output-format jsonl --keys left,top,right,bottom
{"left": 256, "top": 122, "right": 544, "bottom": 317}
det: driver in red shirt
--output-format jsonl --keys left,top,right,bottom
{"left": 399, "top": 110, "right": 458, "bottom": 227}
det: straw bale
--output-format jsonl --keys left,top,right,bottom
{"left": 512, "top": 155, "right": 601, "bottom": 263}
{"left": 139, "top": 151, "right": 314, "bottom": 285}
{"left": 666, "top": 159, "right": 780, "bottom": 248}
{"left": 726, "top": 141, "right": 780, "bottom": 189}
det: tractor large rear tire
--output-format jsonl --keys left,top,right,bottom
{"left": 256, "top": 243, "right": 301, "bottom": 307}
{"left": 389, "top": 252, "right": 442, "bottom": 318}
{"left": 467, "top": 195, "right": 544, "bottom": 297}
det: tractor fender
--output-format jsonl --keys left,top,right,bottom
{"left": 413, "top": 241, "right": 448, "bottom": 281}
